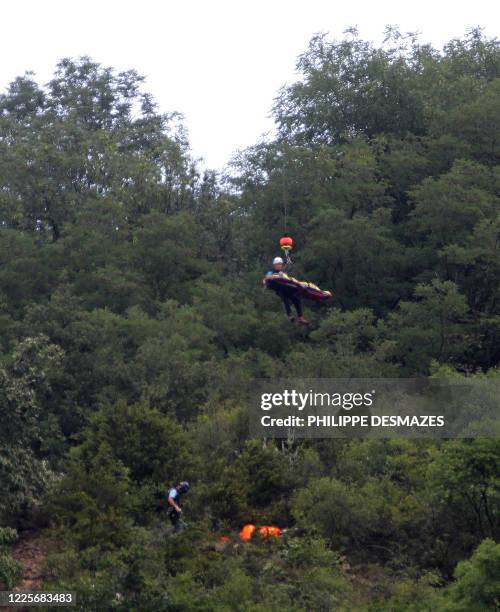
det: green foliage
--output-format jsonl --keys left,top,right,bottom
{"left": 0, "top": 336, "right": 61, "bottom": 523}
{"left": 132, "top": 212, "right": 208, "bottom": 301}
{"left": 0, "top": 528, "right": 22, "bottom": 589}
{"left": 426, "top": 439, "right": 500, "bottom": 564}
{"left": 274, "top": 30, "right": 426, "bottom": 144}
{"left": 74, "top": 402, "right": 194, "bottom": 485}
{"left": 440, "top": 538, "right": 500, "bottom": 611}
{"left": 48, "top": 402, "right": 197, "bottom": 543}
{"left": 384, "top": 280, "right": 470, "bottom": 373}
{"left": 49, "top": 441, "right": 135, "bottom": 550}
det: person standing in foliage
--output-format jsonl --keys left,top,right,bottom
{"left": 167, "top": 481, "right": 190, "bottom": 532}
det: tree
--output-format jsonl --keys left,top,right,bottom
{"left": 274, "top": 30, "right": 426, "bottom": 145}
{"left": 440, "top": 539, "right": 500, "bottom": 611}
{"left": 0, "top": 336, "right": 61, "bottom": 523}
{"left": 0, "top": 58, "right": 196, "bottom": 241}
{"left": 384, "top": 280, "right": 469, "bottom": 373}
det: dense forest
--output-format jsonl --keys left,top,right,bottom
{"left": 0, "top": 28, "right": 499, "bottom": 610}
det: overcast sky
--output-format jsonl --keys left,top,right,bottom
{"left": 2, "top": 1, "right": 498, "bottom": 169}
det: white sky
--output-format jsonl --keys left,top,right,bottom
{"left": 2, "top": 1, "right": 498, "bottom": 169}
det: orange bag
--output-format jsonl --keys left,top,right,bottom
{"left": 239, "top": 524, "right": 256, "bottom": 541}
{"left": 258, "top": 526, "right": 282, "bottom": 538}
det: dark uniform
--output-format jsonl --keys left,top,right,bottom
{"left": 265, "top": 271, "right": 303, "bottom": 318}
{"left": 167, "top": 486, "right": 185, "bottom": 531}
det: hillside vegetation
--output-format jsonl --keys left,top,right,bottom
{"left": 0, "top": 28, "right": 499, "bottom": 610}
